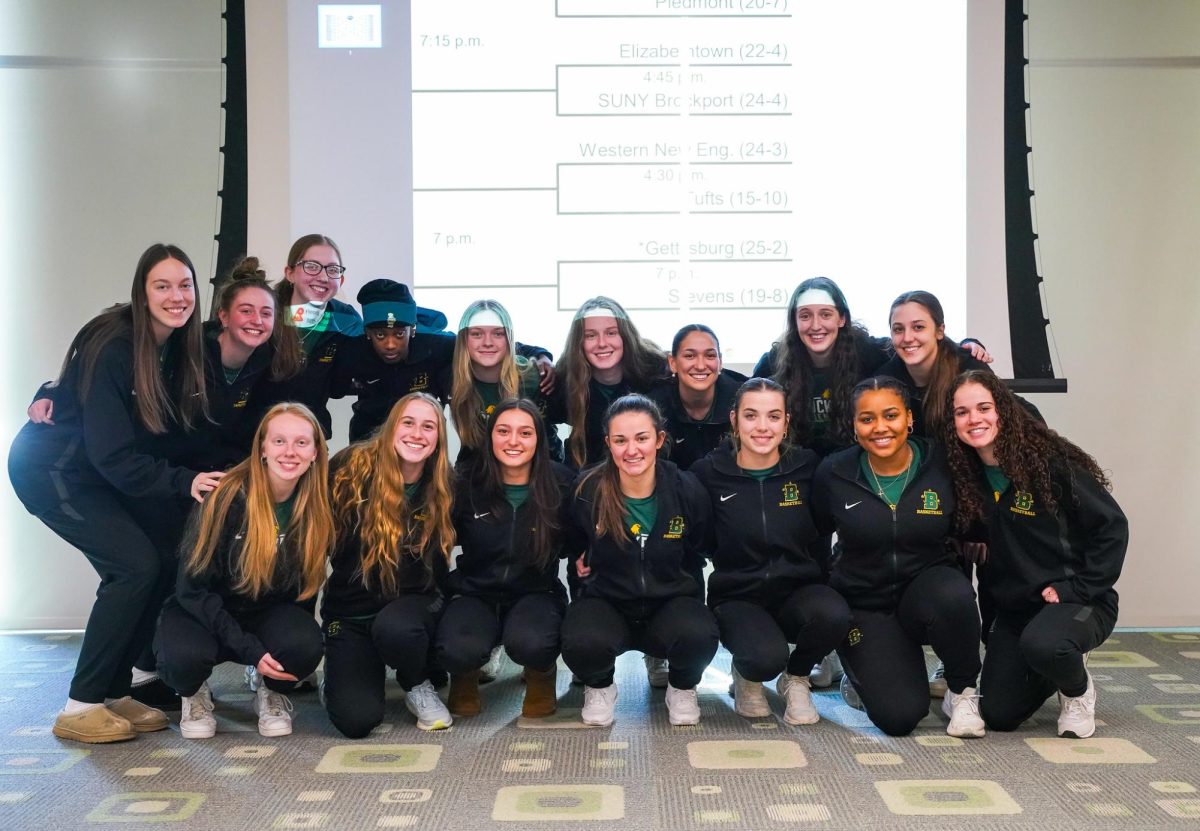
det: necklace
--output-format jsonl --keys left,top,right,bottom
{"left": 866, "top": 446, "right": 914, "bottom": 511}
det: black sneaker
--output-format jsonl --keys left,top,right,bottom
{"left": 130, "top": 678, "right": 182, "bottom": 711}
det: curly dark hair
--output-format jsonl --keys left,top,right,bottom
{"left": 771, "top": 276, "right": 871, "bottom": 448}
{"left": 944, "top": 370, "right": 1111, "bottom": 530}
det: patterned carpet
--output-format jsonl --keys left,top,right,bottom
{"left": 1, "top": 631, "right": 1199, "bottom": 830}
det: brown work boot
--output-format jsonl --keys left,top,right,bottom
{"left": 521, "top": 665, "right": 558, "bottom": 718}
{"left": 448, "top": 670, "right": 481, "bottom": 716}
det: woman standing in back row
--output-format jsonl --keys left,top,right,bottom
{"left": 8, "top": 243, "right": 221, "bottom": 743}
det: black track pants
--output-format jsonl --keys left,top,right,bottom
{"left": 838, "top": 565, "right": 982, "bottom": 737}
{"left": 435, "top": 593, "right": 565, "bottom": 674}
{"left": 561, "top": 595, "right": 719, "bottom": 689}
{"left": 712, "top": 584, "right": 852, "bottom": 681}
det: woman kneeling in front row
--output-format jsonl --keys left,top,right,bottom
{"left": 322, "top": 393, "right": 457, "bottom": 737}
{"left": 812, "top": 377, "right": 985, "bottom": 738}
{"left": 947, "top": 370, "right": 1127, "bottom": 738}
{"left": 436, "top": 399, "right": 573, "bottom": 719}
{"left": 561, "top": 394, "right": 719, "bottom": 727}
{"left": 156, "top": 403, "right": 332, "bottom": 738}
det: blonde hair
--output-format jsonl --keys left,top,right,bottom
{"left": 449, "top": 299, "right": 538, "bottom": 451}
{"left": 186, "top": 403, "right": 333, "bottom": 600}
{"left": 330, "top": 393, "right": 455, "bottom": 596}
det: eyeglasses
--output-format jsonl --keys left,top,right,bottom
{"left": 296, "top": 260, "right": 346, "bottom": 278}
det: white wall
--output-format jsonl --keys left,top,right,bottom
{"left": 3, "top": 1, "right": 1197, "bottom": 627}
{"left": 1017, "top": 0, "right": 1200, "bottom": 626}
{"left": 0, "top": 0, "right": 225, "bottom": 628}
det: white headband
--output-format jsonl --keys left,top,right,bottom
{"left": 795, "top": 289, "right": 838, "bottom": 308}
{"left": 582, "top": 305, "right": 620, "bottom": 320}
{"left": 465, "top": 309, "right": 505, "bottom": 329}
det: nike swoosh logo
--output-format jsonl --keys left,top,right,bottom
{"left": 844, "top": 501, "right": 862, "bottom": 509}
{"left": 474, "top": 512, "right": 489, "bottom": 519}
{"left": 675, "top": 438, "right": 686, "bottom": 444}
{"left": 365, "top": 378, "right": 381, "bottom": 385}
{"left": 720, "top": 494, "right": 737, "bottom": 502}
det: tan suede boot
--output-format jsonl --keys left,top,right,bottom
{"left": 521, "top": 666, "right": 558, "bottom": 718}
{"left": 448, "top": 670, "right": 481, "bottom": 716}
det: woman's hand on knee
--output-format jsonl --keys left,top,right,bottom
{"left": 1041, "top": 586, "right": 1060, "bottom": 604}
{"left": 257, "top": 652, "right": 299, "bottom": 682}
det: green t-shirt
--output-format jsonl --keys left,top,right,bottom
{"left": 741, "top": 463, "right": 779, "bottom": 482}
{"left": 623, "top": 494, "right": 658, "bottom": 540}
{"left": 273, "top": 493, "right": 296, "bottom": 537}
{"left": 475, "top": 380, "right": 501, "bottom": 419}
{"left": 859, "top": 442, "right": 923, "bottom": 508}
{"left": 404, "top": 482, "right": 421, "bottom": 502}
{"left": 984, "top": 465, "right": 1011, "bottom": 503}
{"left": 504, "top": 484, "right": 530, "bottom": 510}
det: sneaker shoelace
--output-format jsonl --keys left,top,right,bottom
{"left": 263, "top": 691, "right": 292, "bottom": 718}
{"left": 410, "top": 685, "right": 438, "bottom": 709}
{"left": 1062, "top": 694, "right": 1088, "bottom": 717}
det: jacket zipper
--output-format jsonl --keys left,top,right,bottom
{"left": 758, "top": 478, "right": 771, "bottom": 586}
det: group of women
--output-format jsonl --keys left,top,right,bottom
{"left": 8, "top": 237, "right": 1127, "bottom": 747}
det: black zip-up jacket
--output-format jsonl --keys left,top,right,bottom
{"left": 165, "top": 492, "right": 312, "bottom": 666}
{"left": 548, "top": 357, "right": 671, "bottom": 468}
{"left": 330, "top": 332, "right": 456, "bottom": 442}
{"left": 974, "top": 462, "right": 1126, "bottom": 619}
{"left": 690, "top": 445, "right": 822, "bottom": 606}
{"left": 10, "top": 322, "right": 199, "bottom": 501}
{"left": 250, "top": 298, "right": 363, "bottom": 438}
{"left": 567, "top": 459, "right": 710, "bottom": 606}
{"left": 167, "top": 322, "right": 275, "bottom": 470}
{"left": 447, "top": 462, "right": 574, "bottom": 602}
{"left": 322, "top": 462, "right": 450, "bottom": 619}
{"left": 649, "top": 368, "right": 747, "bottom": 470}
{"left": 330, "top": 332, "right": 554, "bottom": 443}
{"left": 811, "top": 438, "right": 957, "bottom": 611}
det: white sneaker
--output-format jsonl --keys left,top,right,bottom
{"left": 179, "top": 683, "right": 216, "bottom": 739}
{"left": 928, "top": 661, "right": 948, "bottom": 698}
{"left": 808, "top": 652, "right": 844, "bottom": 688}
{"left": 254, "top": 684, "right": 293, "bottom": 737}
{"left": 776, "top": 672, "right": 820, "bottom": 725}
{"left": 1057, "top": 671, "right": 1097, "bottom": 739}
{"left": 480, "top": 646, "right": 504, "bottom": 684}
{"left": 732, "top": 668, "right": 770, "bottom": 718}
{"left": 405, "top": 680, "right": 452, "bottom": 731}
{"left": 644, "top": 655, "right": 669, "bottom": 689}
{"left": 581, "top": 683, "right": 618, "bottom": 727}
{"left": 665, "top": 683, "right": 701, "bottom": 726}
{"left": 942, "top": 686, "right": 985, "bottom": 738}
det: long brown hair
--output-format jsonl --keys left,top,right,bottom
{"left": 450, "top": 299, "right": 539, "bottom": 451}
{"left": 577, "top": 393, "right": 665, "bottom": 542}
{"left": 217, "top": 257, "right": 301, "bottom": 382}
{"left": 186, "top": 403, "right": 334, "bottom": 600}
{"left": 944, "top": 370, "right": 1111, "bottom": 529}
{"left": 889, "top": 290, "right": 962, "bottom": 437}
{"left": 557, "top": 296, "right": 666, "bottom": 466}
{"left": 465, "top": 398, "right": 563, "bottom": 567}
{"left": 56, "top": 243, "right": 208, "bottom": 434}
{"left": 330, "top": 393, "right": 455, "bottom": 596}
